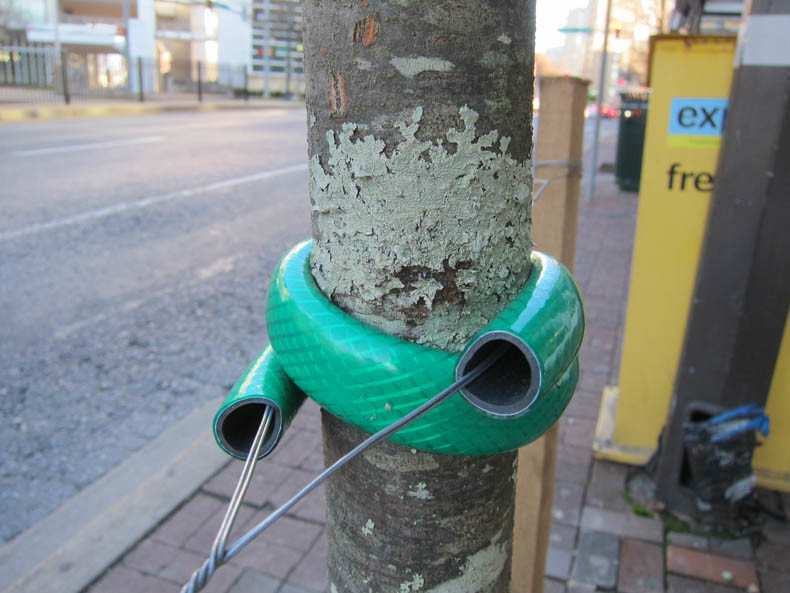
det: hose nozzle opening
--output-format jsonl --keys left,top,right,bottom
{"left": 455, "top": 331, "right": 541, "bottom": 419}
{"left": 216, "top": 400, "right": 281, "bottom": 460}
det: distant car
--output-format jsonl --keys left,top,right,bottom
{"left": 585, "top": 104, "right": 619, "bottom": 118}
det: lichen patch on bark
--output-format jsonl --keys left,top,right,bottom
{"left": 390, "top": 56, "right": 456, "bottom": 78}
{"left": 310, "top": 105, "right": 533, "bottom": 351}
{"left": 424, "top": 530, "right": 509, "bottom": 593}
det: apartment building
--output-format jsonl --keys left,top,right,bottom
{"left": 6, "top": 0, "right": 250, "bottom": 91}
{"left": 249, "top": 0, "right": 303, "bottom": 96}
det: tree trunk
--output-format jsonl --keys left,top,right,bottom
{"left": 302, "top": 2, "right": 536, "bottom": 591}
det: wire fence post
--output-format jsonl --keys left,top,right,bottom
{"left": 137, "top": 57, "right": 144, "bottom": 102}
{"left": 196, "top": 60, "right": 203, "bottom": 103}
{"left": 60, "top": 51, "right": 70, "bottom": 105}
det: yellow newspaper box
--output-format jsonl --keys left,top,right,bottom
{"left": 594, "top": 35, "right": 790, "bottom": 492}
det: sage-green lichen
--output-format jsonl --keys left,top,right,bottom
{"left": 425, "top": 530, "right": 508, "bottom": 593}
{"left": 391, "top": 56, "right": 455, "bottom": 78}
{"left": 310, "top": 105, "right": 533, "bottom": 352}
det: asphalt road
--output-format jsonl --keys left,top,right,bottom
{"left": 0, "top": 108, "right": 313, "bottom": 543}
{"left": 0, "top": 108, "right": 618, "bottom": 545}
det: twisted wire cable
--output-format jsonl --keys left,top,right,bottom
{"left": 182, "top": 345, "right": 506, "bottom": 593}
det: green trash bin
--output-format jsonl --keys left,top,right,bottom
{"left": 615, "top": 92, "right": 649, "bottom": 192}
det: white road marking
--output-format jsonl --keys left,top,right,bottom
{"left": 14, "top": 135, "right": 165, "bottom": 157}
{"left": 0, "top": 163, "right": 308, "bottom": 242}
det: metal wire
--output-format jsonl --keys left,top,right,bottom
{"left": 532, "top": 160, "right": 583, "bottom": 204}
{"left": 181, "top": 345, "right": 507, "bottom": 593}
{"left": 182, "top": 406, "right": 274, "bottom": 593}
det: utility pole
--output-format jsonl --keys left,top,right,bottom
{"left": 302, "top": 1, "right": 536, "bottom": 590}
{"left": 654, "top": 0, "right": 790, "bottom": 512}
{"left": 588, "top": 0, "right": 613, "bottom": 200}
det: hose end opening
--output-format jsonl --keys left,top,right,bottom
{"left": 456, "top": 331, "right": 542, "bottom": 419}
{"left": 216, "top": 399, "right": 282, "bottom": 460}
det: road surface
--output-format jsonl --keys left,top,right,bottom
{"left": 0, "top": 108, "right": 312, "bottom": 543}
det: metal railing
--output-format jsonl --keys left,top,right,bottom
{"left": 0, "top": 49, "right": 302, "bottom": 105}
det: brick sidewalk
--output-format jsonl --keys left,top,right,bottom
{"left": 84, "top": 170, "right": 789, "bottom": 593}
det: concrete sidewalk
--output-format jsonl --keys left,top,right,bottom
{"left": 0, "top": 98, "right": 304, "bottom": 123}
{"left": 3, "top": 164, "right": 788, "bottom": 593}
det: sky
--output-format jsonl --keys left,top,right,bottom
{"left": 536, "top": 0, "right": 591, "bottom": 52}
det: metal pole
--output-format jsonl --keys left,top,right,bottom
{"left": 244, "top": 68, "right": 249, "bottom": 101}
{"left": 197, "top": 59, "right": 203, "bottom": 102}
{"left": 60, "top": 49, "right": 70, "bottom": 104}
{"left": 122, "top": 0, "right": 130, "bottom": 90}
{"left": 54, "top": 0, "right": 61, "bottom": 70}
{"left": 588, "top": 0, "right": 613, "bottom": 200}
{"left": 263, "top": 0, "right": 270, "bottom": 99}
{"left": 137, "top": 56, "right": 144, "bottom": 102}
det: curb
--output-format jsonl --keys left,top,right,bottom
{"left": 0, "top": 100, "right": 305, "bottom": 123}
{"left": 0, "top": 399, "right": 230, "bottom": 593}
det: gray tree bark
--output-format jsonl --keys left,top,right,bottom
{"left": 302, "top": 2, "right": 536, "bottom": 591}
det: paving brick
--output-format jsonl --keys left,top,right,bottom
{"left": 286, "top": 533, "right": 328, "bottom": 592}
{"left": 755, "top": 535, "right": 790, "bottom": 571}
{"left": 580, "top": 507, "right": 663, "bottom": 543}
{"left": 226, "top": 568, "right": 281, "bottom": 593}
{"left": 122, "top": 531, "right": 243, "bottom": 592}
{"left": 757, "top": 565, "right": 789, "bottom": 593}
{"left": 549, "top": 522, "right": 578, "bottom": 551}
{"left": 280, "top": 584, "right": 324, "bottom": 593}
{"left": 666, "top": 575, "right": 707, "bottom": 593}
{"left": 192, "top": 564, "right": 244, "bottom": 593}
{"left": 123, "top": 539, "right": 181, "bottom": 576}
{"left": 546, "top": 546, "right": 573, "bottom": 580}
{"left": 572, "top": 531, "right": 620, "bottom": 589}
{"left": 586, "top": 460, "right": 630, "bottom": 513}
{"left": 565, "top": 391, "right": 602, "bottom": 421}
{"left": 544, "top": 577, "right": 567, "bottom": 593}
{"left": 239, "top": 512, "right": 323, "bottom": 552}
{"left": 287, "top": 482, "right": 327, "bottom": 524}
{"left": 666, "top": 546, "right": 759, "bottom": 590}
{"left": 300, "top": 449, "right": 325, "bottom": 472}
{"left": 708, "top": 537, "right": 753, "bottom": 560}
{"left": 203, "top": 460, "right": 296, "bottom": 508}
{"left": 182, "top": 502, "right": 257, "bottom": 555}
{"left": 553, "top": 481, "right": 585, "bottom": 526}
{"left": 227, "top": 536, "right": 304, "bottom": 579}
{"left": 618, "top": 538, "right": 664, "bottom": 593}
{"left": 151, "top": 493, "right": 226, "bottom": 548}
{"left": 559, "top": 416, "right": 597, "bottom": 449}
{"left": 271, "top": 427, "right": 321, "bottom": 469}
{"left": 201, "top": 463, "right": 243, "bottom": 500}
{"left": 667, "top": 532, "right": 709, "bottom": 552}
{"left": 87, "top": 564, "right": 180, "bottom": 593}
{"left": 267, "top": 467, "right": 323, "bottom": 508}
{"left": 557, "top": 444, "right": 594, "bottom": 468}
{"left": 566, "top": 582, "right": 596, "bottom": 593}
{"left": 157, "top": 546, "right": 210, "bottom": 584}
{"left": 666, "top": 574, "right": 743, "bottom": 593}
{"left": 555, "top": 458, "right": 591, "bottom": 485}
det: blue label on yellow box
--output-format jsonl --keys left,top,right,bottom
{"left": 668, "top": 98, "right": 729, "bottom": 147}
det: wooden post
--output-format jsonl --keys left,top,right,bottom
{"left": 512, "top": 76, "right": 588, "bottom": 593}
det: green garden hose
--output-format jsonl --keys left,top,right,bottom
{"left": 259, "top": 240, "right": 584, "bottom": 456}
{"left": 214, "top": 346, "right": 306, "bottom": 460}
